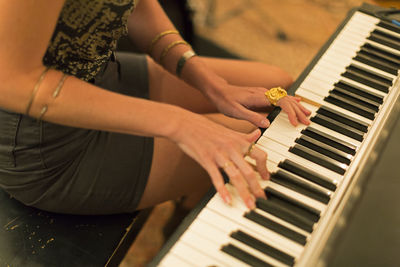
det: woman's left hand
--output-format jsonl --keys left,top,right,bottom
{"left": 204, "top": 78, "right": 311, "bottom": 128}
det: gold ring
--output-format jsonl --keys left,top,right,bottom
{"left": 222, "top": 161, "right": 233, "bottom": 169}
{"left": 245, "top": 142, "right": 256, "bottom": 157}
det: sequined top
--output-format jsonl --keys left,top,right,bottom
{"left": 43, "top": 0, "right": 135, "bottom": 81}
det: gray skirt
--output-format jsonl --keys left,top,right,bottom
{"left": 0, "top": 52, "right": 154, "bottom": 215}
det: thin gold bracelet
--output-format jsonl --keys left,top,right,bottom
{"left": 38, "top": 73, "right": 68, "bottom": 121}
{"left": 159, "top": 40, "right": 190, "bottom": 65}
{"left": 147, "top": 30, "right": 179, "bottom": 55}
{"left": 25, "top": 67, "right": 50, "bottom": 116}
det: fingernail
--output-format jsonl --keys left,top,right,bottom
{"left": 259, "top": 190, "right": 267, "bottom": 200}
{"left": 261, "top": 119, "right": 270, "bottom": 128}
{"left": 246, "top": 196, "right": 256, "bottom": 210}
{"left": 223, "top": 194, "right": 232, "bottom": 205}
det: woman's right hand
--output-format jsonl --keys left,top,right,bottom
{"left": 170, "top": 111, "right": 269, "bottom": 209}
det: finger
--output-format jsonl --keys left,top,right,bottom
{"left": 245, "top": 128, "right": 261, "bottom": 144}
{"left": 297, "top": 101, "right": 312, "bottom": 115}
{"left": 224, "top": 163, "right": 256, "bottom": 209}
{"left": 230, "top": 150, "right": 266, "bottom": 199}
{"left": 280, "top": 100, "right": 298, "bottom": 126}
{"left": 292, "top": 102, "right": 310, "bottom": 125}
{"left": 235, "top": 104, "right": 270, "bottom": 128}
{"left": 249, "top": 146, "right": 270, "bottom": 180}
{"left": 204, "top": 158, "right": 232, "bottom": 205}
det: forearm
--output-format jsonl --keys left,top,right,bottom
{"left": 0, "top": 67, "right": 186, "bottom": 139}
{"left": 127, "top": 0, "right": 225, "bottom": 94}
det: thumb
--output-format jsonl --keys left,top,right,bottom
{"left": 236, "top": 105, "right": 270, "bottom": 128}
{"left": 246, "top": 128, "right": 262, "bottom": 143}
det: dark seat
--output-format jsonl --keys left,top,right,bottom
{"left": 0, "top": 188, "right": 151, "bottom": 267}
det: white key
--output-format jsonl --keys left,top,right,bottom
{"left": 257, "top": 136, "right": 343, "bottom": 184}
{"left": 296, "top": 88, "right": 374, "bottom": 126}
{"left": 320, "top": 52, "right": 396, "bottom": 80}
{"left": 190, "top": 218, "right": 290, "bottom": 267}
{"left": 170, "top": 241, "right": 227, "bottom": 267}
{"left": 259, "top": 179, "right": 326, "bottom": 215}
{"left": 203, "top": 185, "right": 304, "bottom": 256}
{"left": 366, "top": 39, "right": 400, "bottom": 56}
{"left": 375, "top": 25, "right": 400, "bottom": 39}
{"left": 159, "top": 252, "right": 196, "bottom": 267}
{"left": 268, "top": 110, "right": 362, "bottom": 148}
{"left": 180, "top": 230, "right": 247, "bottom": 267}
{"left": 302, "top": 71, "right": 387, "bottom": 98}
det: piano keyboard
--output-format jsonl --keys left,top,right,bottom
{"left": 151, "top": 4, "right": 400, "bottom": 267}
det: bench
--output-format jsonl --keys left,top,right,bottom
{"left": 0, "top": 188, "right": 151, "bottom": 267}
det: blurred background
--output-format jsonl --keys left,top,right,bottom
{"left": 119, "top": 0, "right": 400, "bottom": 266}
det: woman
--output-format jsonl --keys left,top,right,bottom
{"left": 0, "top": 0, "right": 310, "bottom": 215}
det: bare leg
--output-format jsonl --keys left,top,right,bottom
{"left": 137, "top": 56, "right": 292, "bottom": 209}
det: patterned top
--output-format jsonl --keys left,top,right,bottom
{"left": 43, "top": 0, "right": 135, "bottom": 81}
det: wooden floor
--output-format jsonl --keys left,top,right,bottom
{"left": 119, "top": 0, "right": 399, "bottom": 266}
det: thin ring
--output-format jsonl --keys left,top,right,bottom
{"left": 245, "top": 142, "right": 256, "bottom": 157}
{"left": 222, "top": 161, "right": 233, "bottom": 169}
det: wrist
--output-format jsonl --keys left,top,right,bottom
{"left": 180, "top": 56, "right": 227, "bottom": 94}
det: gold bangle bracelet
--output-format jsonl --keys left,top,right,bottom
{"left": 38, "top": 73, "right": 68, "bottom": 121}
{"left": 147, "top": 30, "right": 179, "bottom": 55}
{"left": 176, "top": 50, "right": 197, "bottom": 77}
{"left": 25, "top": 67, "right": 50, "bottom": 116}
{"left": 159, "top": 40, "right": 190, "bottom": 65}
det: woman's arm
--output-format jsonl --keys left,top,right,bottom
{"left": 127, "top": 0, "right": 311, "bottom": 128}
{"left": 0, "top": 0, "right": 184, "bottom": 138}
{"left": 0, "top": 0, "right": 268, "bottom": 209}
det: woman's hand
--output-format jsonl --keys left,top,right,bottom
{"left": 170, "top": 111, "right": 270, "bottom": 209}
{"left": 204, "top": 77, "right": 311, "bottom": 128}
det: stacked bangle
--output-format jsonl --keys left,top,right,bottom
{"left": 25, "top": 67, "right": 50, "bottom": 116}
{"left": 159, "top": 40, "right": 190, "bottom": 65}
{"left": 176, "top": 50, "right": 197, "bottom": 77}
{"left": 147, "top": 30, "right": 179, "bottom": 55}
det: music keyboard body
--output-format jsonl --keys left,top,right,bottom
{"left": 150, "top": 3, "right": 400, "bottom": 266}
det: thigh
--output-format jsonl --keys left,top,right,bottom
{"left": 147, "top": 56, "right": 293, "bottom": 114}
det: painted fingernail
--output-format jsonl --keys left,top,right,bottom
{"left": 258, "top": 190, "right": 267, "bottom": 200}
{"left": 261, "top": 119, "right": 270, "bottom": 128}
{"left": 246, "top": 196, "right": 256, "bottom": 210}
{"left": 223, "top": 194, "right": 232, "bottom": 205}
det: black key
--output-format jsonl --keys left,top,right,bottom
{"left": 244, "top": 210, "right": 307, "bottom": 245}
{"left": 302, "top": 127, "right": 357, "bottom": 155}
{"left": 331, "top": 86, "right": 380, "bottom": 112}
{"left": 317, "top": 105, "right": 370, "bottom": 132}
{"left": 342, "top": 65, "right": 392, "bottom": 93}
{"left": 265, "top": 187, "right": 321, "bottom": 221}
{"left": 335, "top": 80, "right": 384, "bottom": 104}
{"left": 295, "top": 135, "right": 352, "bottom": 165}
{"left": 368, "top": 30, "right": 400, "bottom": 51}
{"left": 362, "top": 43, "right": 400, "bottom": 65}
{"left": 377, "top": 20, "right": 400, "bottom": 35}
{"left": 324, "top": 94, "right": 376, "bottom": 120}
{"left": 342, "top": 71, "right": 388, "bottom": 93}
{"left": 256, "top": 198, "right": 315, "bottom": 233}
{"left": 279, "top": 159, "right": 338, "bottom": 191}
{"left": 221, "top": 244, "right": 272, "bottom": 267}
{"left": 271, "top": 169, "right": 332, "bottom": 204}
{"left": 347, "top": 64, "right": 393, "bottom": 85}
{"left": 311, "top": 114, "right": 365, "bottom": 141}
{"left": 231, "top": 230, "right": 296, "bottom": 266}
{"left": 354, "top": 54, "right": 397, "bottom": 75}
{"left": 355, "top": 50, "right": 399, "bottom": 75}
{"left": 289, "top": 144, "right": 347, "bottom": 175}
